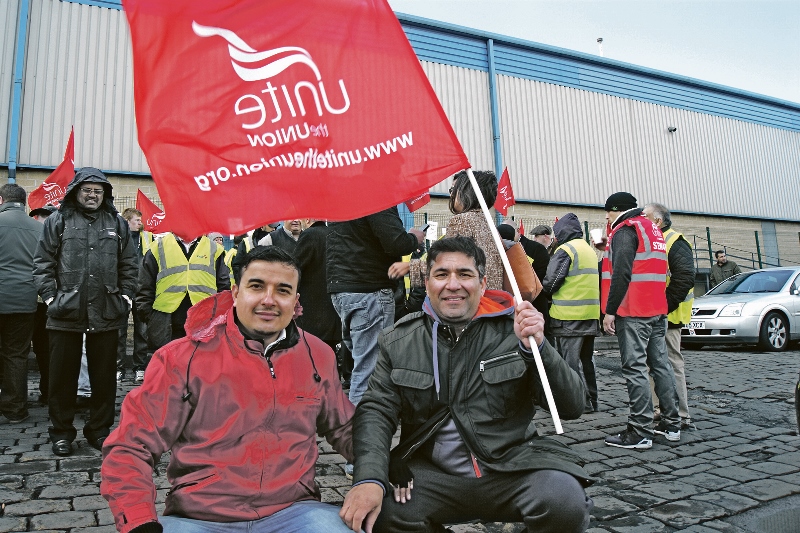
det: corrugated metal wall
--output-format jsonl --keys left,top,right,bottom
{"left": 0, "top": 0, "right": 21, "bottom": 163}
{"left": 497, "top": 74, "right": 800, "bottom": 220}
{"left": 420, "top": 61, "right": 493, "bottom": 193}
{"left": 18, "top": 0, "right": 148, "bottom": 172}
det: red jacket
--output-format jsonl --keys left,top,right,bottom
{"left": 101, "top": 291, "right": 354, "bottom": 533}
{"left": 601, "top": 215, "right": 667, "bottom": 317}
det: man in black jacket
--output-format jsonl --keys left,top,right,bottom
{"left": 643, "top": 203, "right": 695, "bottom": 429}
{"left": 326, "top": 207, "right": 423, "bottom": 409}
{"left": 33, "top": 168, "right": 138, "bottom": 456}
{"left": 0, "top": 184, "right": 45, "bottom": 423}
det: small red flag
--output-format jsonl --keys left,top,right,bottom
{"left": 136, "top": 189, "right": 170, "bottom": 233}
{"left": 518, "top": 219, "right": 525, "bottom": 236}
{"left": 494, "top": 167, "right": 515, "bottom": 216}
{"left": 123, "top": 0, "right": 469, "bottom": 239}
{"left": 404, "top": 191, "right": 430, "bottom": 213}
{"left": 29, "top": 128, "right": 74, "bottom": 210}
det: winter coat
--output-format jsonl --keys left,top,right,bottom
{"left": 295, "top": 221, "right": 341, "bottom": 344}
{"left": 101, "top": 291, "right": 354, "bottom": 533}
{"left": 353, "top": 290, "right": 592, "bottom": 491}
{"left": 0, "top": 201, "right": 43, "bottom": 314}
{"left": 33, "top": 168, "right": 138, "bottom": 332}
{"left": 662, "top": 224, "right": 696, "bottom": 324}
{"left": 326, "top": 207, "right": 419, "bottom": 294}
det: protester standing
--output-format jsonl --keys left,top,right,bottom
{"left": 258, "top": 219, "right": 305, "bottom": 254}
{"left": 28, "top": 204, "right": 57, "bottom": 404}
{"left": 33, "top": 168, "right": 138, "bottom": 456}
{"left": 0, "top": 184, "right": 45, "bottom": 423}
{"left": 600, "top": 192, "right": 680, "bottom": 450}
{"left": 709, "top": 250, "right": 742, "bottom": 287}
{"left": 543, "top": 213, "right": 601, "bottom": 413}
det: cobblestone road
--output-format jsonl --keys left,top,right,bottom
{"left": 0, "top": 343, "right": 798, "bottom": 532}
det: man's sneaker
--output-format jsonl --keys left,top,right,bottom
{"left": 680, "top": 419, "right": 696, "bottom": 431}
{"left": 135, "top": 370, "right": 145, "bottom": 382}
{"left": 343, "top": 462, "right": 354, "bottom": 479}
{"left": 116, "top": 370, "right": 124, "bottom": 382}
{"left": 5, "top": 413, "right": 29, "bottom": 424}
{"left": 653, "top": 421, "right": 681, "bottom": 442}
{"left": 605, "top": 426, "right": 652, "bottom": 449}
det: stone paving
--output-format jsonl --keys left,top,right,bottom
{"left": 0, "top": 343, "right": 798, "bottom": 532}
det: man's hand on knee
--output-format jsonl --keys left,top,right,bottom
{"left": 340, "top": 482, "right": 384, "bottom": 532}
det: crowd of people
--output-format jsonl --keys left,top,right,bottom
{"left": 0, "top": 166, "right": 732, "bottom": 533}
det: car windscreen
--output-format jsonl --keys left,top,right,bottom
{"left": 708, "top": 270, "right": 794, "bottom": 295}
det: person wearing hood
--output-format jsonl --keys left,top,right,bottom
{"left": 600, "top": 192, "right": 681, "bottom": 451}
{"left": 33, "top": 167, "right": 139, "bottom": 457}
{"left": 542, "top": 213, "right": 601, "bottom": 413}
{"left": 101, "top": 246, "right": 354, "bottom": 533}
{"left": 341, "top": 236, "right": 592, "bottom": 533}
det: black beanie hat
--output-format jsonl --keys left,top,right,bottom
{"left": 604, "top": 192, "right": 637, "bottom": 212}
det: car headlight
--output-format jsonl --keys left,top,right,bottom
{"left": 719, "top": 303, "right": 744, "bottom": 317}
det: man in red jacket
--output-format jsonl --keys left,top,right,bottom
{"left": 600, "top": 192, "right": 680, "bottom": 451}
{"left": 101, "top": 246, "right": 354, "bottom": 533}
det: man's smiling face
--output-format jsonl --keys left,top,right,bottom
{"left": 425, "top": 251, "right": 486, "bottom": 326}
{"left": 232, "top": 259, "right": 299, "bottom": 344}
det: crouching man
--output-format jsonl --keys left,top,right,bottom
{"left": 341, "top": 236, "right": 594, "bottom": 533}
{"left": 101, "top": 246, "right": 354, "bottom": 533}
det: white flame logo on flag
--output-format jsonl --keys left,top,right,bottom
{"left": 192, "top": 22, "right": 322, "bottom": 82}
{"left": 149, "top": 211, "right": 166, "bottom": 227}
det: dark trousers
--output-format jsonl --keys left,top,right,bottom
{"left": 32, "top": 303, "right": 50, "bottom": 400}
{"left": 554, "top": 335, "right": 598, "bottom": 408}
{"left": 118, "top": 306, "right": 149, "bottom": 371}
{"left": 374, "top": 458, "right": 592, "bottom": 533}
{"left": 48, "top": 329, "right": 117, "bottom": 443}
{"left": 0, "top": 313, "right": 34, "bottom": 419}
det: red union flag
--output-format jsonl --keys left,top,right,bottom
{"left": 404, "top": 191, "right": 430, "bottom": 212}
{"left": 123, "top": 0, "right": 469, "bottom": 239}
{"left": 29, "top": 128, "right": 74, "bottom": 210}
{"left": 494, "top": 167, "right": 515, "bottom": 216}
{"left": 136, "top": 189, "right": 169, "bottom": 233}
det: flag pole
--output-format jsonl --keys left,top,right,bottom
{"left": 465, "top": 168, "right": 563, "bottom": 434}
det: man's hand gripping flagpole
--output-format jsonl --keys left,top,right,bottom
{"left": 465, "top": 168, "right": 563, "bottom": 434}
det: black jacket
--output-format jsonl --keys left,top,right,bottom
{"left": 604, "top": 208, "right": 643, "bottom": 316}
{"left": 33, "top": 168, "right": 138, "bottom": 332}
{"left": 0, "top": 201, "right": 43, "bottom": 314}
{"left": 542, "top": 213, "right": 584, "bottom": 296}
{"left": 326, "top": 207, "right": 419, "bottom": 294}
{"left": 663, "top": 224, "right": 696, "bottom": 326}
{"left": 295, "top": 221, "right": 341, "bottom": 344}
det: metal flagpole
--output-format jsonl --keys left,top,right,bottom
{"left": 465, "top": 168, "right": 563, "bottom": 434}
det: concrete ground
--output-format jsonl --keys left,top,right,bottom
{"left": 0, "top": 342, "right": 798, "bottom": 532}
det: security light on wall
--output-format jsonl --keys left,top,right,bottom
{"left": 668, "top": 126, "right": 677, "bottom": 133}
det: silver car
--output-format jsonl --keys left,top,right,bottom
{"left": 682, "top": 267, "right": 800, "bottom": 352}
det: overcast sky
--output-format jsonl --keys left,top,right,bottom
{"left": 388, "top": 0, "right": 800, "bottom": 104}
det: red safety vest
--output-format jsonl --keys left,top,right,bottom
{"left": 601, "top": 215, "right": 667, "bottom": 317}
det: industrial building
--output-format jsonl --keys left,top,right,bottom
{"left": 3, "top": 0, "right": 800, "bottom": 281}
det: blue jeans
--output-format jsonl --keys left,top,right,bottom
{"left": 160, "top": 501, "right": 351, "bottom": 533}
{"left": 331, "top": 289, "right": 395, "bottom": 405}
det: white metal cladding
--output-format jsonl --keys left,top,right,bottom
{"left": 18, "top": 0, "right": 149, "bottom": 173}
{"left": 0, "top": 0, "right": 21, "bottom": 163}
{"left": 419, "top": 61, "right": 493, "bottom": 194}
{"left": 497, "top": 74, "right": 800, "bottom": 221}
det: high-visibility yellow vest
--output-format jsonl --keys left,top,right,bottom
{"left": 141, "top": 231, "right": 155, "bottom": 256}
{"left": 224, "top": 236, "right": 254, "bottom": 282}
{"left": 663, "top": 228, "right": 694, "bottom": 325}
{"left": 152, "top": 234, "right": 223, "bottom": 313}
{"left": 550, "top": 239, "right": 601, "bottom": 321}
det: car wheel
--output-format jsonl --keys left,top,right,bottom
{"left": 759, "top": 311, "right": 789, "bottom": 352}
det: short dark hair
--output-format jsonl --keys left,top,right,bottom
{"left": 448, "top": 170, "right": 497, "bottom": 214}
{"left": 234, "top": 245, "right": 301, "bottom": 286}
{"left": 426, "top": 236, "right": 486, "bottom": 279}
{"left": 715, "top": 250, "right": 725, "bottom": 258}
{"left": 0, "top": 184, "right": 27, "bottom": 205}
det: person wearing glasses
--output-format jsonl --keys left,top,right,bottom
{"left": 33, "top": 167, "right": 138, "bottom": 457}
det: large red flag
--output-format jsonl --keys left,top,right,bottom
{"left": 494, "top": 167, "right": 515, "bottom": 216}
{"left": 404, "top": 191, "right": 430, "bottom": 213}
{"left": 136, "top": 190, "right": 170, "bottom": 233}
{"left": 28, "top": 128, "right": 74, "bottom": 210}
{"left": 123, "top": 0, "right": 469, "bottom": 239}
